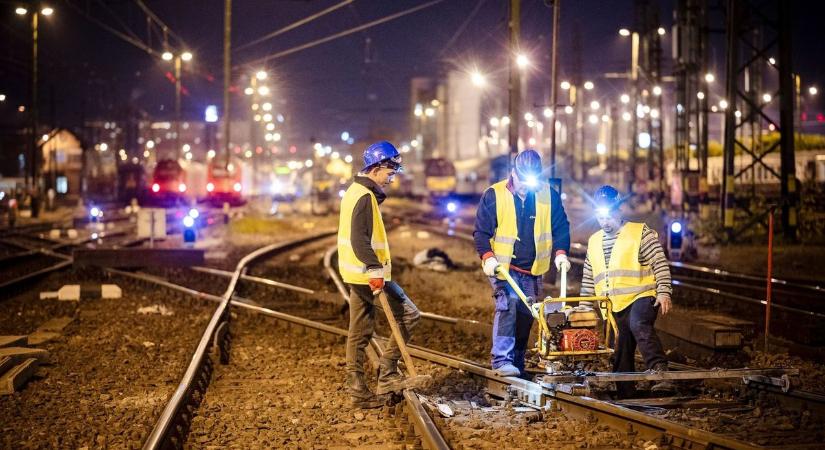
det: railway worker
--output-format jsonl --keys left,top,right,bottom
{"left": 580, "top": 185, "right": 674, "bottom": 397}
{"left": 473, "top": 149, "right": 571, "bottom": 377}
{"left": 338, "top": 140, "right": 421, "bottom": 409}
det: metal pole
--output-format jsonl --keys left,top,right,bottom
{"left": 508, "top": 0, "right": 521, "bottom": 168}
{"left": 223, "top": 0, "right": 232, "bottom": 169}
{"left": 629, "top": 31, "right": 639, "bottom": 194}
{"left": 30, "top": 11, "right": 39, "bottom": 191}
{"left": 549, "top": 0, "right": 560, "bottom": 178}
{"left": 777, "top": 0, "right": 797, "bottom": 240}
{"left": 721, "top": 0, "right": 738, "bottom": 237}
{"left": 174, "top": 55, "right": 182, "bottom": 159}
{"left": 764, "top": 210, "right": 773, "bottom": 351}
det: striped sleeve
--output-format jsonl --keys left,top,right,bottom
{"left": 639, "top": 225, "right": 672, "bottom": 297}
{"left": 580, "top": 255, "right": 596, "bottom": 296}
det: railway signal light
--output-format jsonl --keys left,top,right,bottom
{"left": 668, "top": 220, "right": 684, "bottom": 260}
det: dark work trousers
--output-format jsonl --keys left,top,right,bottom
{"left": 612, "top": 296, "right": 669, "bottom": 398}
{"left": 488, "top": 270, "right": 545, "bottom": 374}
{"left": 346, "top": 281, "right": 421, "bottom": 375}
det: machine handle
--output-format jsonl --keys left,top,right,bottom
{"left": 495, "top": 267, "right": 536, "bottom": 314}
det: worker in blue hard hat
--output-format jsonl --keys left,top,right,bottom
{"left": 473, "top": 149, "right": 571, "bottom": 377}
{"left": 337, "top": 141, "right": 420, "bottom": 408}
{"left": 580, "top": 185, "right": 674, "bottom": 397}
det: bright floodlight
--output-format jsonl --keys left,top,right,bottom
{"left": 524, "top": 112, "right": 534, "bottom": 121}
{"left": 596, "top": 143, "right": 607, "bottom": 155}
{"left": 638, "top": 132, "right": 651, "bottom": 149}
{"left": 15, "top": 7, "right": 27, "bottom": 15}
{"left": 809, "top": 86, "right": 818, "bottom": 96}
{"left": 162, "top": 51, "right": 174, "bottom": 61}
{"left": 470, "top": 70, "right": 486, "bottom": 87}
{"left": 256, "top": 70, "right": 267, "bottom": 80}
{"left": 560, "top": 81, "right": 571, "bottom": 90}
{"left": 588, "top": 114, "right": 598, "bottom": 124}
{"left": 762, "top": 93, "right": 772, "bottom": 103}
{"left": 181, "top": 51, "right": 193, "bottom": 62}
{"left": 543, "top": 108, "right": 553, "bottom": 118}
{"left": 262, "top": 102, "right": 272, "bottom": 111}
{"left": 620, "top": 93, "right": 630, "bottom": 104}
{"left": 590, "top": 100, "right": 600, "bottom": 111}
{"left": 652, "top": 86, "right": 662, "bottom": 96}
{"left": 183, "top": 216, "right": 195, "bottom": 228}
{"left": 41, "top": 7, "right": 54, "bottom": 16}
{"left": 619, "top": 28, "right": 631, "bottom": 37}
{"left": 564, "top": 106, "right": 574, "bottom": 115}
{"left": 704, "top": 73, "right": 715, "bottom": 83}
{"left": 671, "top": 221, "right": 683, "bottom": 234}
{"left": 719, "top": 99, "right": 729, "bottom": 109}
{"left": 188, "top": 208, "right": 199, "bottom": 218}
{"left": 584, "top": 81, "right": 594, "bottom": 90}
{"left": 768, "top": 57, "right": 776, "bottom": 66}
{"left": 90, "top": 207, "right": 100, "bottom": 217}
{"left": 696, "top": 91, "right": 705, "bottom": 100}
{"left": 425, "top": 107, "right": 435, "bottom": 117}
{"left": 516, "top": 53, "right": 529, "bottom": 69}
{"left": 258, "top": 86, "right": 270, "bottom": 96}
{"left": 622, "top": 111, "right": 632, "bottom": 122}
{"left": 657, "top": 27, "right": 666, "bottom": 36}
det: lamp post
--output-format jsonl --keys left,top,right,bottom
{"left": 16, "top": 4, "right": 53, "bottom": 192}
{"left": 162, "top": 50, "right": 193, "bottom": 158}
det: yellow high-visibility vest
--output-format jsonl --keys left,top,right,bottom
{"left": 587, "top": 222, "right": 657, "bottom": 312}
{"left": 489, "top": 180, "right": 553, "bottom": 279}
{"left": 337, "top": 182, "right": 392, "bottom": 284}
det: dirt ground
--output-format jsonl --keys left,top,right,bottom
{"left": 0, "top": 270, "right": 214, "bottom": 449}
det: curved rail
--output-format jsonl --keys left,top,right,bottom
{"left": 141, "top": 230, "right": 336, "bottom": 450}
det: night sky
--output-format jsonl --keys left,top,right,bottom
{"left": 1, "top": 0, "right": 823, "bottom": 148}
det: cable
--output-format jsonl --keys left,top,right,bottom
{"left": 62, "top": 0, "right": 157, "bottom": 56}
{"left": 237, "top": 0, "right": 447, "bottom": 68}
{"left": 234, "top": 0, "right": 354, "bottom": 52}
{"left": 133, "top": 0, "right": 189, "bottom": 49}
{"left": 439, "top": 0, "right": 487, "bottom": 58}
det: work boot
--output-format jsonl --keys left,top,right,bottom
{"left": 650, "top": 362, "right": 676, "bottom": 393}
{"left": 493, "top": 363, "right": 521, "bottom": 377}
{"left": 376, "top": 359, "right": 406, "bottom": 394}
{"left": 346, "top": 372, "right": 384, "bottom": 409}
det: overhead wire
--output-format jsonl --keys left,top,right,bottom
{"left": 438, "top": 0, "right": 487, "bottom": 59}
{"left": 133, "top": 0, "right": 189, "bottom": 49}
{"left": 237, "top": 0, "right": 447, "bottom": 69}
{"left": 234, "top": 0, "right": 354, "bottom": 52}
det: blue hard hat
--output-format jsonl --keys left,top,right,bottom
{"left": 594, "top": 185, "right": 621, "bottom": 211}
{"left": 514, "top": 149, "right": 542, "bottom": 187}
{"left": 362, "top": 141, "right": 403, "bottom": 171}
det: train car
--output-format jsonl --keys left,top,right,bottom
{"left": 703, "top": 149, "right": 825, "bottom": 198}
{"left": 148, "top": 159, "right": 187, "bottom": 205}
{"left": 424, "top": 158, "right": 457, "bottom": 198}
{"left": 206, "top": 158, "right": 245, "bottom": 205}
{"left": 116, "top": 162, "right": 146, "bottom": 203}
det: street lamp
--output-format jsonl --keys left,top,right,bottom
{"left": 618, "top": 28, "right": 631, "bottom": 37}
{"left": 560, "top": 80, "right": 571, "bottom": 90}
{"left": 470, "top": 70, "right": 486, "bottom": 88}
{"left": 583, "top": 81, "right": 595, "bottom": 90}
{"left": 809, "top": 86, "right": 818, "bottom": 96}
{"left": 515, "top": 53, "right": 530, "bottom": 69}
{"left": 16, "top": 3, "right": 54, "bottom": 191}
{"left": 161, "top": 50, "right": 193, "bottom": 156}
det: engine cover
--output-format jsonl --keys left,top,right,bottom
{"left": 560, "top": 328, "right": 599, "bottom": 351}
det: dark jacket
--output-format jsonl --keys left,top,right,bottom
{"left": 350, "top": 175, "right": 387, "bottom": 270}
{"left": 473, "top": 178, "right": 570, "bottom": 271}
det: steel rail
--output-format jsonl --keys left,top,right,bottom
{"left": 119, "top": 250, "right": 766, "bottom": 450}
{"left": 324, "top": 244, "right": 488, "bottom": 328}
{"left": 141, "top": 230, "right": 336, "bottom": 450}
{"left": 189, "top": 265, "right": 316, "bottom": 295}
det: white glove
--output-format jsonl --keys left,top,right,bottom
{"left": 530, "top": 302, "right": 542, "bottom": 319}
{"left": 482, "top": 256, "right": 500, "bottom": 277}
{"left": 554, "top": 253, "right": 571, "bottom": 273}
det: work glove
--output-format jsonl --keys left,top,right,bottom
{"left": 482, "top": 256, "right": 500, "bottom": 277}
{"left": 554, "top": 253, "right": 571, "bottom": 274}
{"left": 367, "top": 268, "right": 385, "bottom": 295}
{"left": 654, "top": 293, "right": 672, "bottom": 315}
{"left": 530, "top": 302, "right": 542, "bottom": 319}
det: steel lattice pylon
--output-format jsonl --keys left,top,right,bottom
{"left": 721, "top": 0, "right": 796, "bottom": 240}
